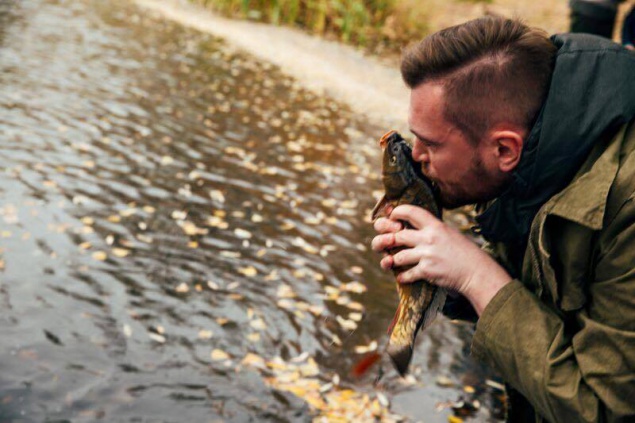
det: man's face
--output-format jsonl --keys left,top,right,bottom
{"left": 408, "top": 82, "right": 510, "bottom": 209}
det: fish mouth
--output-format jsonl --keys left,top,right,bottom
{"left": 379, "top": 130, "right": 398, "bottom": 149}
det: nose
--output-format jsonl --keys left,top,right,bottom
{"left": 412, "top": 138, "right": 430, "bottom": 164}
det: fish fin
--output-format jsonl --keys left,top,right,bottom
{"left": 351, "top": 352, "right": 381, "bottom": 377}
{"left": 420, "top": 288, "right": 447, "bottom": 332}
{"left": 371, "top": 195, "right": 391, "bottom": 221}
{"left": 386, "top": 302, "right": 401, "bottom": 335}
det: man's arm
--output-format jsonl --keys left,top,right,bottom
{"left": 372, "top": 203, "right": 635, "bottom": 421}
{"left": 472, "top": 195, "right": 635, "bottom": 422}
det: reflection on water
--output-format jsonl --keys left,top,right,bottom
{"left": 0, "top": 0, "right": 502, "bottom": 421}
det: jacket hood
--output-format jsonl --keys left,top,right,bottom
{"left": 476, "top": 33, "right": 635, "bottom": 245}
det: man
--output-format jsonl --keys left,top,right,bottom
{"left": 371, "top": 17, "right": 635, "bottom": 422}
{"left": 569, "top": 0, "right": 635, "bottom": 49}
{"left": 569, "top": 0, "right": 624, "bottom": 39}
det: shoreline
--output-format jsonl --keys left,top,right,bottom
{"left": 132, "top": 0, "right": 410, "bottom": 132}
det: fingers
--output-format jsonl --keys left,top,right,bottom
{"left": 373, "top": 217, "right": 402, "bottom": 234}
{"left": 371, "top": 229, "right": 421, "bottom": 253}
{"left": 390, "top": 205, "right": 438, "bottom": 229}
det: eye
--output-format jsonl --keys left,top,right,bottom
{"left": 390, "top": 155, "right": 397, "bottom": 164}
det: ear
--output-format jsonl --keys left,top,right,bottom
{"left": 490, "top": 129, "right": 524, "bottom": 172}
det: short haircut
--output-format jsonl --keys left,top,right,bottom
{"left": 401, "top": 16, "right": 557, "bottom": 143}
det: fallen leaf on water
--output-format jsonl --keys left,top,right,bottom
{"left": 92, "top": 251, "right": 107, "bottom": 261}
{"left": 342, "top": 281, "right": 367, "bottom": 294}
{"left": 237, "top": 266, "right": 257, "bottom": 277}
{"left": 241, "top": 353, "right": 266, "bottom": 369}
{"left": 220, "top": 250, "right": 240, "bottom": 258}
{"left": 336, "top": 315, "right": 357, "bottom": 331}
{"left": 350, "top": 266, "right": 363, "bottom": 274}
{"left": 346, "top": 301, "right": 364, "bottom": 312}
{"left": 207, "top": 281, "right": 220, "bottom": 290}
{"left": 123, "top": 324, "right": 132, "bottom": 338}
{"left": 149, "top": 333, "right": 166, "bottom": 343}
{"left": 250, "top": 319, "right": 267, "bottom": 330}
{"left": 175, "top": 283, "right": 189, "bottom": 293}
{"left": 234, "top": 228, "right": 252, "bottom": 239}
{"left": 211, "top": 349, "right": 230, "bottom": 361}
{"left": 351, "top": 352, "right": 381, "bottom": 377}
{"left": 436, "top": 375, "right": 455, "bottom": 388}
{"left": 354, "top": 341, "right": 378, "bottom": 354}
{"left": 81, "top": 217, "right": 94, "bottom": 225}
{"left": 210, "top": 190, "right": 225, "bottom": 203}
{"left": 216, "top": 318, "right": 229, "bottom": 326}
{"left": 112, "top": 248, "right": 130, "bottom": 258}
{"left": 246, "top": 332, "right": 260, "bottom": 342}
{"left": 179, "top": 221, "right": 208, "bottom": 236}
{"left": 198, "top": 329, "right": 213, "bottom": 339}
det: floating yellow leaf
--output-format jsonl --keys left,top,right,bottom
{"left": 250, "top": 319, "right": 267, "bottom": 330}
{"left": 354, "top": 341, "right": 378, "bottom": 354}
{"left": 348, "top": 312, "right": 363, "bottom": 322}
{"left": 234, "top": 228, "right": 252, "bottom": 239}
{"left": 210, "top": 190, "right": 225, "bottom": 203}
{"left": 198, "top": 329, "right": 213, "bottom": 339}
{"left": 175, "top": 283, "right": 189, "bottom": 293}
{"left": 92, "top": 251, "right": 107, "bottom": 261}
{"left": 342, "top": 281, "right": 366, "bottom": 293}
{"left": 346, "top": 301, "right": 364, "bottom": 312}
{"left": 238, "top": 266, "right": 257, "bottom": 277}
{"left": 211, "top": 349, "right": 230, "bottom": 361}
{"left": 247, "top": 333, "right": 260, "bottom": 342}
{"left": 149, "top": 333, "right": 166, "bottom": 343}
{"left": 112, "top": 248, "right": 130, "bottom": 258}
{"left": 107, "top": 215, "right": 121, "bottom": 223}
{"left": 179, "top": 221, "right": 208, "bottom": 236}
{"left": 241, "top": 353, "right": 266, "bottom": 369}
{"left": 81, "top": 217, "right": 94, "bottom": 225}
{"left": 350, "top": 266, "right": 363, "bottom": 274}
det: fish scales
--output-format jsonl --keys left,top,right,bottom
{"left": 371, "top": 130, "right": 447, "bottom": 376}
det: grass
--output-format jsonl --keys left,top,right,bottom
{"left": 190, "top": 0, "right": 634, "bottom": 56}
{"left": 191, "top": 0, "right": 430, "bottom": 54}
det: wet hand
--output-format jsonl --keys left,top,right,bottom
{"left": 371, "top": 204, "right": 512, "bottom": 316}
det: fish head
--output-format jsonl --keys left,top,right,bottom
{"left": 379, "top": 131, "right": 415, "bottom": 193}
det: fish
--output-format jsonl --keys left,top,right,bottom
{"left": 371, "top": 130, "right": 447, "bottom": 376}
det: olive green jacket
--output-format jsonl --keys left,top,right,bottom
{"left": 473, "top": 121, "right": 635, "bottom": 423}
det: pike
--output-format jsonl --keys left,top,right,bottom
{"left": 371, "top": 130, "right": 447, "bottom": 376}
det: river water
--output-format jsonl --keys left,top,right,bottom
{"left": 0, "top": 1, "right": 503, "bottom": 422}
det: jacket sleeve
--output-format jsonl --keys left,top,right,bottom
{"left": 471, "top": 200, "right": 635, "bottom": 422}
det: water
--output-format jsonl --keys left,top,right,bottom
{"left": 0, "top": 1, "right": 503, "bottom": 421}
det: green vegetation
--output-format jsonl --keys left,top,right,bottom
{"left": 192, "top": 0, "right": 430, "bottom": 53}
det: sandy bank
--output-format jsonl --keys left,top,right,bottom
{"left": 133, "top": 0, "right": 409, "bottom": 131}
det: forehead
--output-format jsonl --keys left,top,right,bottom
{"left": 408, "top": 82, "right": 453, "bottom": 138}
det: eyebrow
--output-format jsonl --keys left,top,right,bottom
{"left": 409, "top": 129, "right": 439, "bottom": 145}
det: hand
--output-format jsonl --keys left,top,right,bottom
{"left": 371, "top": 204, "right": 512, "bottom": 316}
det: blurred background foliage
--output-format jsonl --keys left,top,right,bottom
{"left": 191, "top": 0, "right": 441, "bottom": 54}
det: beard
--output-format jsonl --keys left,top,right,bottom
{"left": 430, "top": 157, "right": 512, "bottom": 210}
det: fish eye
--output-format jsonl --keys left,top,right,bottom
{"left": 390, "top": 155, "right": 397, "bottom": 164}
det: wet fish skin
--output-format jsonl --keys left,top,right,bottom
{"left": 371, "top": 130, "right": 446, "bottom": 376}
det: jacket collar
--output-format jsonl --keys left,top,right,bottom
{"left": 547, "top": 124, "right": 625, "bottom": 230}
